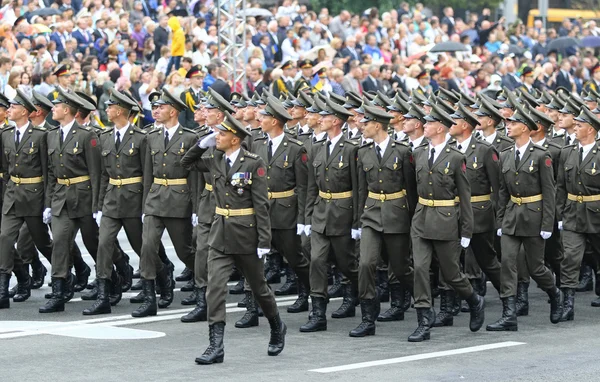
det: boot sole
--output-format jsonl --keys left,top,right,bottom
{"left": 39, "top": 305, "right": 65, "bottom": 313}
{"left": 235, "top": 322, "right": 259, "bottom": 328}
{"left": 486, "top": 325, "right": 518, "bottom": 331}
{"left": 299, "top": 325, "right": 327, "bottom": 332}
{"left": 82, "top": 308, "right": 111, "bottom": 315}
{"left": 131, "top": 311, "right": 157, "bottom": 317}
{"left": 331, "top": 312, "right": 355, "bottom": 319}
{"left": 349, "top": 329, "right": 375, "bottom": 337}
{"left": 407, "top": 333, "right": 430, "bottom": 342}
{"left": 13, "top": 295, "right": 31, "bottom": 303}
{"left": 195, "top": 356, "right": 224, "bottom": 364}
{"left": 181, "top": 316, "right": 207, "bottom": 323}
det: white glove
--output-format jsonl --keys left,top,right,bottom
{"left": 42, "top": 208, "right": 52, "bottom": 224}
{"left": 496, "top": 228, "right": 502, "bottom": 237}
{"left": 351, "top": 228, "right": 361, "bottom": 240}
{"left": 460, "top": 237, "right": 471, "bottom": 248}
{"left": 558, "top": 221, "right": 563, "bottom": 231}
{"left": 304, "top": 224, "right": 311, "bottom": 237}
{"left": 297, "top": 224, "right": 305, "bottom": 236}
{"left": 257, "top": 248, "right": 270, "bottom": 259}
{"left": 540, "top": 231, "right": 552, "bottom": 240}
{"left": 94, "top": 211, "right": 102, "bottom": 226}
{"left": 198, "top": 131, "right": 218, "bottom": 148}
{"left": 192, "top": 213, "right": 198, "bottom": 227}
{"left": 141, "top": 213, "right": 145, "bottom": 223}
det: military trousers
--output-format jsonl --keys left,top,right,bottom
{"left": 0, "top": 214, "right": 53, "bottom": 274}
{"left": 464, "top": 247, "right": 483, "bottom": 280}
{"left": 467, "top": 231, "right": 502, "bottom": 291}
{"left": 561, "top": 230, "right": 600, "bottom": 289}
{"left": 206, "top": 247, "right": 279, "bottom": 324}
{"left": 51, "top": 210, "right": 98, "bottom": 279}
{"left": 15, "top": 223, "right": 44, "bottom": 263}
{"left": 309, "top": 231, "right": 358, "bottom": 298}
{"left": 272, "top": 229, "right": 311, "bottom": 289}
{"left": 140, "top": 215, "right": 195, "bottom": 280}
{"left": 193, "top": 222, "right": 211, "bottom": 289}
{"left": 518, "top": 222, "right": 563, "bottom": 284}
{"left": 358, "top": 227, "right": 413, "bottom": 300}
{"left": 500, "top": 235, "right": 556, "bottom": 298}
{"left": 412, "top": 236, "right": 474, "bottom": 309}
{"left": 96, "top": 216, "right": 143, "bottom": 279}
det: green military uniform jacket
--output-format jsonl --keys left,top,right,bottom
{"left": 537, "top": 138, "right": 562, "bottom": 179}
{"left": 46, "top": 122, "right": 101, "bottom": 218}
{"left": 143, "top": 125, "right": 198, "bottom": 218}
{"left": 296, "top": 125, "right": 312, "bottom": 144}
{"left": 357, "top": 140, "right": 417, "bottom": 234}
{"left": 411, "top": 143, "right": 473, "bottom": 240}
{"left": 254, "top": 134, "right": 307, "bottom": 229}
{"left": 557, "top": 142, "right": 600, "bottom": 233}
{"left": 196, "top": 129, "right": 217, "bottom": 225}
{"left": 485, "top": 130, "right": 513, "bottom": 151}
{"left": 178, "top": 87, "right": 201, "bottom": 129}
{"left": 181, "top": 145, "right": 272, "bottom": 254}
{"left": 306, "top": 135, "right": 359, "bottom": 235}
{"left": 0, "top": 123, "right": 49, "bottom": 216}
{"left": 98, "top": 125, "right": 149, "bottom": 219}
{"left": 497, "top": 142, "right": 556, "bottom": 236}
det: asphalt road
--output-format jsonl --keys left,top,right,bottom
{"left": 3, "top": 231, "right": 600, "bottom": 382}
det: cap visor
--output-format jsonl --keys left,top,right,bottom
{"left": 574, "top": 116, "right": 587, "bottom": 122}
{"left": 423, "top": 115, "right": 436, "bottom": 122}
{"left": 359, "top": 117, "right": 369, "bottom": 123}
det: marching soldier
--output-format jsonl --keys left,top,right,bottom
{"left": 474, "top": 98, "right": 513, "bottom": 151}
{"left": 554, "top": 99, "right": 579, "bottom": 147}
{"left": 487, "top": 104, "right": 562, "bottom": 331}
{"left": 582, "top": 89, "right": 599, "bottom": 111}
{"left": 545, "top": 95, "right": 565, "bottom": 138}
{"left": 40, "top": 89, "right": 101, "bottom": 313}
{"left": 300, "top": 98, "right": 360, "bottom": 332}
{"left": 387, "top": 94, "right": 410, "bottom": 143}
{"left": 179, "top": 65, "right": 205, "bottom": 129}
{"left": 291, "top": 92, "right": 313, "bottom": 144}
{"left": 181, "top": 111, "right": 287, "bottom": 364}
{"left": 0, "top": 91, "right": 54, "bottom": 309}
{"left": 133, "top": 89, "right": 197, "bottom": 317}
{"left": 350, "top": 105, "right": 417, "bottom": 337}
{"left": 408, "top": 104, "right": 484, "bottom": 342}
{"left": 401, "top": 105, "right": 427, "bottom": 149}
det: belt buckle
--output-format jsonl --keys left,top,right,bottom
{"left": 379, "top": 193, "right": 386, "bottom": 202}
{"left": 577, "top": 195, "right": 583, "bottom": 203}
{"left": 427, "top": 199, "right": 434, "bottom": 207}
{"left": 64, "top": 178, "right": 71, "bottom": 186}
{"left": 13, "top": 176, "right": 20, "bottom": 185}
{"left": 268, "top": 192, "right": 273, "bottom": 199}
{"left": 116, "top": 179, "right": 122, "bottom": 187}
{"left": 515, "top": 197, "right": 522, "bottom": 206}
{"left": 324, "top": 192, "right": 332, "bottom": 200}
{"left": 223, "top": 208, "right": 230, "bottom": 217}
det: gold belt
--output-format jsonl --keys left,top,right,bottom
{"left": 215, "top": 207, "right": 255, "bottom": 217}
{"left": 109, "top": 177, "right": 142, "bottom": 186}
{"left": 418, "top": 196, "right": 459, "bottom": 207}
{"left": 510, "top": 194, "right": 542, "bottom": 206}
{"left": 205, "top": 183, "right": 213, "bottom": 192}
{"left": 153, "top": 177, "right": 187, "bottom": 186}
{"left": 470, "top": 194, "right": 491, "bottom": 203}
{"left": 319, "top": 190, "right": 353, "bottom": 200}
{"left": 10, "top": 175, "right": 43, "bottom": 184}
{"left": 368, "top": 190, "right": 406, "bottom": 202}
{"left": 57, "top": 175, "right": 90, "bottom": 186}
{"left": 568, "top": 193, "right": 600, "bottom": 203}
{"left": 268, "top": 189, "right": 295, "bottom": 199}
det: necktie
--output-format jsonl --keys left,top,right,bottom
{"left": 376, "top": 145, "right": 382, "bottom": 163}
{"left": 268, "top": 140, "right": 273, "bottom": 161}
{"left": 428, "top": 148, "right": 435, "bottom": 168}
{"left": 312, "top": 136, "right": 317, "bottom": 144}
{"left": 59, "top": 129, "right": 64, "bottom": 149}
{"left": 15, "top": 130, "right": 20, "bottom": 147}
{"left": 326, "top": 141, "right": 332, "bottom": 160}
{"left": 226, "top": 158, "right": 232, "bottom": 173}
{"left": 579, "top": 147, "right": 584, "bottom": 165}
{"left": 348, "top": 131, "right": 353, "bottom": 140}
{"left": 164, "top": 131, "right": 169, "bottom": 147}
{"left": 515, "top": 150, "right": 521, "bottom": 168}
{"left": 394, "top": 133, "right": 399, "bottom": 141}
{"left": 116, "top": 131, "right": 121, "bottom": 151}
{"left": 409, "top": 142, "right": 414, "bottom": 149}
{"left": 566, "top": 136, "right": 571, "bottom": 146}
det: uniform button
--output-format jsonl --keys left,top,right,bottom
{"left": 116, "top": 165, "right": 120, "bottom": 168}
{"left": 164, "top": 153, "right": 167, "bottom": 157}
{"left": 15, "top": 154, "right": 18, "bottom": 157}
{"left": 515, "top": 182, "right": 519, "bottom": 185}
{"left": 378, "top": 169, "right": 382, "bottom": 172}
{"left": 268, "top": 166, "right": 271, "bottom": 169}
{"left": 429, "top": 193, "right": 432, "bottom": 196}
{"left": 226, "top": 205, "right": 230, "bottom": 208}
{"left": 325, "top": 178, "right": 329, "bottom": 181}
{"left": 60, "top": 164, "right": 63, "bottom": 167}
{"left": 267, "top": 176, "right": 270, "bottom": 179}
{"left": 515, "top": 172, "right": 518, "bottom": 175}
{"left": 379, "top": 180, "right": 382, "bottom": 183}
{"left": 163, "top": 164, "right": 166, "bottom": 166}
{"left": 429, "top": 171, "right": 432, "bottom": 174}
{"left": 116, "top": 155, "right": 119, "bottom": 158}
{"left": 163, "top": 174, "right": 166, "bottom": 176}
{"left": 59, "top": 154, "right": 62, "bottom": 157}
{"left": 578, "top": 182, "right": 582, "bottom": 185}
{"left": 15, "top": 164, "right": 18, "bottom": 167}
{"left": 226, "top": 193, "right": 229, "bottom": 196}
{"left": 428, "top": 182, "right": 432, "bottom": 185}
{"left": 325, "top": 168, "right": 328, "bottom": 171}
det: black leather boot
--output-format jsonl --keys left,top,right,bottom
{"left": 327, "top": 267, "right": 344, "bottom": 298}
{"left": 486, "top": 297, "right": 518, "bottom": 331}
{"left": 331, "top": 284, "right": 356, "bottom": 318}
{"left": 74, "top": 263, "right": 91, "bottom": 292}
{"left": 181, "top": 287, "right": 207, "bottom": 323}
{"left": 265, "top": 253, "right": 281, "bottom": 284}
{"left": 80, "top": 279, "right": 98, "bottom": 301}
{"left": 82, "top": 278, "right": 111, "bottom": 315}
{"left": 300, "top": 296, "right": 327, "bottom": 332}
{"left": 267, "top": 314, "right": 287, "bottom": 356}
{"left": 156, "top": 266, "right": 174, "bottom": 309}
{"left": 109, "top": 270, "right": 122, "bottom": 306}
{"left": 433, "top": 290, "right": 454, "bottom": 327}
{"left": 479, "top": 274, "right": 488, "bottom": 297}
{"left": 175, "top": 267, "right": 193, "bottom": 282}
{"left": 131, "top": 279, "right": 158, "bottom": 317}
{"left": 64, "top": 273, "right": 76, "bottom": 302}
{"left": 462, "top": 278, "right": 482, "bottom": 312}
{"left": 181, "top": 278, "right": 195, "bottom": 292}
{"left": 229, "top": 266, "right": 242, "bottom": 281}
{"left": 287, "top": 282, "right": 309, "bottom": 313}
{"left": 408, "top": 307, "right": 435, "bottom": 342}
{"left": 0, "top": 273, "right": 10, "bottom": 309}
{"left": 237, "top": 293, "right": 248, "bottom": 308}
{"left": 560, "top": 288, "right": 575, "bottom": 321}
{"left": 115, "top": 257, "right": 133, "bottom": 292}
{"left": 378, "top": 283, "right": 405, "bottom": 321}
{"left": 235, "top": 291, "right": 259, "bottom": 328}
{"left": 275, "top": 265, "right": 297, "bottom": 296}
{"left": 130, "top": 287, "right": 147, "bottom": 303}
{"left": 465, "top": 292, "right": 485, "bottom": 332}
{"left": 401, "top": 286, "right": 412, "bottom": 311}
{"left": 451, "top": 295, "right": 461, "bottom": 316}
{"left": 195, "top": 322, "right": 225, "bottom": 364}
{"left": 39, "top": 278, "right": 66, "bottom": 313}
{"left": 349, "top": 299, "right": 378, "bottom": 337}
{"left": 132, "top": 268, "right": 141, "bottom": 279}
{"left": 229, "top": 276, "right": 245, "bottom": 295}
{"left": 376, "top": 270, "right": 390, "bottom": 303}
{"left": 577, "top": 263, "right": 594, "bottom": 292}
{"left": 547, "top": 286, "right": 562, "bottom": 324}
{"left": 515, "top": 282, "right": 529, "bottom": 316}
{"left": 182, "top": 286, "right": 199, "bottom": 305}
{"left": 13, "top": 264, "right": 31, "bottom": 302}
{"left": 31, "top": 258, "right": 47, "bottom": 289}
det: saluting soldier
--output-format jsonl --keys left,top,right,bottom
{"left": 350, "top": 105, "right": 417, "bottom": 337}
{"left": 179, "top": 65, "right": 205, "bottom": 130}
{"left": 300, "top": 98, "right": 360, "bottom": 332}
{"left": 487, "top": 104, "right": 562, "bottom": 331}
{"left": 584, "top": 63, "right": 600, "bottom": 93}
{"left": 40, "top": 89, "right": 101, "bottom": 313}
{"left": 181, "top": 111, "right": 286, "bottom": 364}
{"left": 518, "top": 67, "right": 536, "bottom": 96}
{"left": 0, "top": 91, "right": 54, "bottom": 309}
{"left": 556, "top": 107, "right": 600, "bottom": 321}
{"left": 408, "top": 104, "right": 485, "bottom": 342}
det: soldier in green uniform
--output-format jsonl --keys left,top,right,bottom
{"left": 584, "top": 63, "right": 600, "bottom": 93}
{"left": 487, "top": 104, "right": 562, "bottom": 331}
{"left": 179, "top": 65, "right": 205, "bottom": 129}
{"left": 133, "top": 89, "right": 197, "bottom": 317}
{"left": 415, "top": 70, "right": 431, "bottom": 97}
{"left": 291, "top": 92, "right": 313, "bottom": 144}
{"left": 518, "top": 67, "right": 536, "bottom": 96}
{"left": 474, "top": 98, "right": 513, "bottom": 151}
{"left": 0, "top": 91, "right": 54, "bottom": 309}
{"left": 273, "top": 60, "right": 296, "bottom": 99}
{"left": 40, "top": 89, "right": 101, "bottom": 313}
{"left": 387, "top": 94, "right": 410, "bottom": 143}
{"left": 292, "top": 59, "right": 313, "bottom": 97}
{"left": 349, "top": 105, "right": 417, "bottom": 337}
{"left": 554, "top": 99, "right": 579, "bottom": 147}
{"left": 181, "top": 111, "right": 287, "bottom": 364}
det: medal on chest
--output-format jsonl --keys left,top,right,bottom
{"left": 73, "top": 142, "right": 79, "bottom": 154}
{"left": 129, "top": 142, "right": 135, "bottom": 155}
{"left": 528, "top": 160, "right": 534, "bottom": 172}
{"left": 29, "top": 142, "right": 34, "bottom": 154}
{"left": 283, "top": 154, "right": 289, "bottom": 168}
{"left": 444, "top": 162, "right": 450, "bottom": 174}
{"left": 338, "top": 155, "right": 344, "bottom": 168}
{"left": 393, "top": 157, "right": 398, "bottom": 170}
{"left": 179, "top": 142, "right": 185, "bottom": 154}
{"left": 472, "top": 156, "right": 478, "bottom": 169}
{"left": 592, "top": 162, "right": 597, "bottom": 175}
{"left": 231, "top": 172, "right": 252, "bottom": 195}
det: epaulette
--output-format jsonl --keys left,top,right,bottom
{"left": 254, "top": 135, "right": 267, "bottom": 142}
{"left": 182, "top": 127, "right": 197, "bottom": 134}
{"left": 288, "top": 137, "right": 303, "bottom": 146}
{"left": 565, "top": 143, "right": 579, "bottom": 151}
{"left": 133, "top": 127, "right": 147, "bottom": 134}
{"left": 143, "top": 123, "right": 154, "bottom": 131}
{"left": 546, "top": 141, "right": 562, "bottom": 149}
{"left": 476, "top": 139, "right": 492, "bottom": 147}
{"left": 500, "top": 135, "right": 513, "bottom": 142}
{"left": 81, "top": 125, "right": 91, "bottom": 131}
{"left": 101, "top": 129, "right": 112, "bottom": 135}
{"left": 345, "top": 140, "right": 359, "bottom": 146}
{"left": 47, "top": 125, "right": 60, "bottom": 131}
{"left": 393, "top": 140, "right": 410, "bottom": 147}
{"left": 148, "top": 128, "right": 161, "bottom": 134}
{"left": 1, "top": 125, "right": 14, "bottom": 131}
{"left": 501, "top": 146, "right": 513, "bottom": 152}
{"left": 359, "top": 142, "right": 374, "bottom": 149}
{"left": 244, "top": 151, "right": 259, "bottom": 159}
{"left": 447, "top": 145, "right": 461, "bottom": 153}
{"left": 531, "top": 144, "right": 547, "bottom": 151}
{"left": 32, "top": 125, "right": 47, "bottom": 131}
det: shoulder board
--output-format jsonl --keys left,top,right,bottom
{"left": 254, "top": 135, "right": 267, "bottom": 142}
{"left": 413, "top": 144, "right": 427, "bottom": 153}
{"left": 532, "top": 144, "right": 547, "bottom": 151}
{"left": 132, "top": 127, "right": 147, "bottom": 134}
{"left": 80, "top": 125, "right": 91, "bottom": 131}
{"left": 101, "top": 129, "right": 112, "bottom": 135}
{"left": 345, "top": 140, "right": 358, "bottom": 146}
{"left": 148, "top": 128, "right": 161, "bottom": 134}
{"left": 394, "top": 140, "right": 410, "bottom": 147}
{"left": 47, "top": 125, "right": 60, "bottom": 131}
{"left": 546, "top": 141, "right": 562, "bottom": 149}
{"left": 359, "top": 142, "right": 374, "bottom": 150}
{"left": 476, "top": 139, "right": 492, "bottom": 147}
{"left": 32, "top": 125, "right": 46, "bottom": 131}
{"left": 244, "top": 151, "right": 259, "bottom": 159}
{"left": 288, "top": 137, "right": 303, "bottom": 146}
{"left": 501, "top": 146, "right": 513, "bottom": 152}
{"left": 564, "top": 143, "right": 578, "bottom": 150}
{"left": 500, "top": 135, "right": 513, "bottom": 142}
{"left": 447, "top": 145, "right": 461, "bottom": 153}
{"left": 182, "top": 127, "right": 197, "bottom": 134}
{"left": 143, "top": 123, "right": 154, "bottom": 130}
{"left": 1, "top": 125, "right": 14, "bottom": 132}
